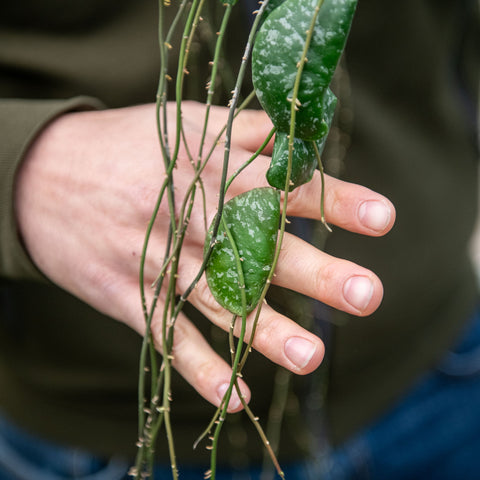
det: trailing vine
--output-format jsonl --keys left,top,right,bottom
{"left": 131, "top": 1, "right": 358, "bottom": 478}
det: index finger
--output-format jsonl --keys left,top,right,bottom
{"left": 285, "top": 172, "right": 396, "bottom": 236}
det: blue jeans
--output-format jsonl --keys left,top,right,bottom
{"left": 315, "top": 306, "right": 480, "bottom": 480}
{"left": 1, "top": 309, "right": 480, "bottom": 480}
{"left": 0, "top": 417, "right": 308, "bottom": 480}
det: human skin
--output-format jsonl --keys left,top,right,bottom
{"left": 14, "top": 101, "right": 395, "bottom": 412}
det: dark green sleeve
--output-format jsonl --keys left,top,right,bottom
{"left": 0, "top": 97, "right": 104, "bottom": 281}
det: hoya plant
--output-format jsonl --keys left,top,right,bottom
{"left": 131, "top": 1, "right": 357, "bottom": 478}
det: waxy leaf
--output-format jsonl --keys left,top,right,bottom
{"left": 267, "top": 133, "right": 318, "bottom": 191}
{"left": 205, "top": 188, "right": 280, "bottom": 316}
{"left": 267, "top": 88, "right": 337, "bottom": 191}
{"left": 252, "top": 0, "right": 357, "bottom": 140}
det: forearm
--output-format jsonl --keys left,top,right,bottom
{"left": 0, "top": 97, "right": 104, "bottom": 281}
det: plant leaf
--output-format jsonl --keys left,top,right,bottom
{"left": 205, "top": 188, "right": 280, "bottom": 315}
{"left": 252, "top": 0, "right": 357, "bottom": 140}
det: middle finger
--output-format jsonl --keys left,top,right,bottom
{"left": 176, "top": 254, "right": 325, "bottom": 375}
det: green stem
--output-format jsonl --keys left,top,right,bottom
{"left": 156, "top": 89, "right": 258, "bottom": 295}
{"left": 313, "top": 140, "right": 332, "bottom": 232}
{"left": 160, "top": 0, "right": 189, "bottom": 156}
{"left": 137, "top": 1, "right": 208, "bottom": 476}
{"left": 209, "top": 217, "right": 249, "bottom": 480}
{"left": 138, "top": 0, "right": 171, "bottom": 446}
{"left": 235, "top": 381, "right": 285, "bottom": 480}
{"left": 173, "top": 52, "right": 261, "bottom": 322}
{"left": 171, "top": 0, "right": 204, "bottom": 164}
{"left": 260, "top": 368, "right": 291, "bottom": 480}
{"left": 160, "top": 281, "right": 178, "bottom": 480}
{"left": 240, "top": 0, "right": 325, "bottom": 408}
{"left": 197, "top": 3, "right": 234, "bottom": 166}
{"left": 224, "top": 126, "right": 276, "bottom": 192}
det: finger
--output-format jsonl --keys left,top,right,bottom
{"left": 176, "top": 258, "right": 325, "bottom": 375}
{"left": 285, "top": 173, "right": 396, "bottom": 236}
{"left": 185, "top": 101, "right": 275, "bottom": 155}
{"left": 274, "top": 232, "right": 383, "bottom": 316}
{"left": 180, "top": 102, "right": 395, "bottom": 237}
{"left": 108, "top": 277, "right": 251, "bottom": 413}
{"left": 151, "top": 311, "right": 251, "bottom": 413}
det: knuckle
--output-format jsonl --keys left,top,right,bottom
{"left": 170, "top": 321, "right": 188, "bottom": 355}
{"left": 314, "top": 261, "right": 338, "bottom": 299}
{"left": 130, "top": 183, "right": 168, "bottom": 223}
{"left": 249, "top": 314, "right": 280, "bottom": 352}
{"left": 325, "top": 186, "right": 343, "bottom": 221}
{"left": 192, "top": 359, "right": 217, "bottom": 389}
{"left": 150, "top": 319, "right": 166, "bottom": 353}
{"left": 192, "top": 279, "right": 227, "bottom": 320}
{"left": 284, "top": 185, "right": 305, "bottom": 213}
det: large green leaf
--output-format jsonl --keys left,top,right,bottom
{"left": 205, "top": 188, "right": 280, "bottom": 315}
{"left": 252, "top": 0, "right": 357, "bottom": 140}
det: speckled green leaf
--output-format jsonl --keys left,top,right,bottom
{"left": 267, "top": 89, "right": 337, "bottom": 191}
{"left": 252, "top": 0, "right": 357, "bottom": 140}
{"left": 205, "top": 188, "right": 280, "bottom": 316}
{"left": 263, "top": 0, "right": 287, "bottom": 17}
{"left": 267, "top": 133, "right": 317, "bottom": 191}
{"left": 314, "top": 87, "right": 337, "bottom": 156}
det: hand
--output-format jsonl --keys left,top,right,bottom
{"left": 15, "top": 101, "right": 395, "bottom": 411}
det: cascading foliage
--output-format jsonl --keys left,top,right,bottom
{"left": 207, "top": 0, "right": 358, "bottom": 314}
{"left": 252, "top": 0, "right": 357, "bottom": 191}
{"left": 135, "top": 1, "right": 358, "bottom": 479}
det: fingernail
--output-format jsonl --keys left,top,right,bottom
{"left": 358, "top": 200, "right": 390, "bottom": 232}
{"left": 343, "top": 276, "right": 374, "bottom": 311}
{"left": 217, "top": 383, "right": 241, "bottom": 410}
{"left": 284, "top": 337, "right": 316, "bottom": 369}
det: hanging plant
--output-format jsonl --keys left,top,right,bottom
{"left": 133, "top": 1, "right": 358, "bottom": 479}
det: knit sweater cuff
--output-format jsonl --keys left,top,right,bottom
{"left": 0, "top": 97, "right": 105, "bottom": 281}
